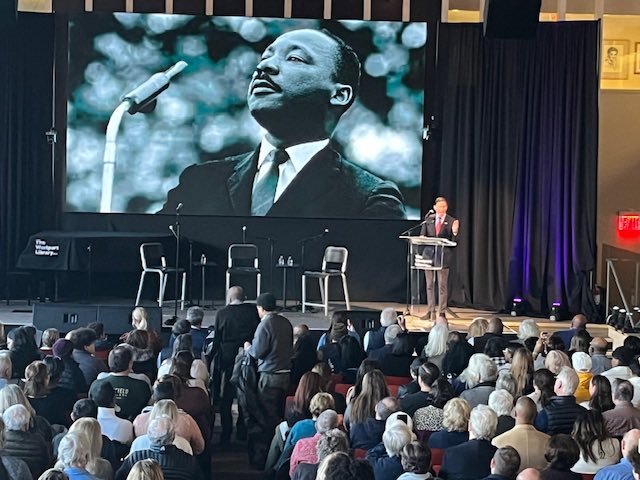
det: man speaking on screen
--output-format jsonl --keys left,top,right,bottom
{"left": 159, "top": 29, "right": 406, "bottom": 219}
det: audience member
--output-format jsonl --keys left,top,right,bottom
{"left": 346, "top": 359, "right": 382, "bottom": 404}
{"left": 55, "top": 432, "right": 100, "bottom": 480}
{"left": 589, "top": 337, "right": 612, "bottom": 375}
{"left": 496, "top": 372, "right": 518, "bottom": 399}
{"left": 87, "top": 322, "right": 113, "bottom": 352}
{"left": 367, "top": 420, "right": 414, "bottom": 480}
{"left": 413, "top": 378, "right": 455, "bottom": 433}
{"left": 428, "top": 397, "right": 471, "bottom": 449}
{"left": 422, "top": 324, "right": 449, "bottom": 371}
{"left": 582, "top": 374, "right": 615, "bottom": 412}
{"left": 517, "top": 320, "right": 539, "bottom": 345}
{"left": 510, "top": 348, "right": 535, "bottom": 397}
{"left": 346, "top": 370, "right": 389, "bottom": 431}
{"left": 0, "top": 383, "right": 52, "bottom": 441}
{"left": 123, "top": 330, "right": 157, "bottom": 383}
{"left": 603, "top": 379, "right": 640, "bottom": 437}
{"left": 24, "top": 360, "right": 69, "bottom": 426}
{"left": 482, "top": 446, "right": 521, "bottom": 480}
{"left": 285, "top": 371, "right": 324, "bottom": 428}
{"left": 7, "top": 326, "right": 41, "bottom": 379}
{"left": 122, "top": 307, "right": 162, "bottom": 354}
{"left": 571, "top": 352, "right": 593, "bottom": 403}
{"left": 442, "top": 331, "right": 474, "bottom": 380}
{"left": 543, "top": 350, "right": 571, "bottom": 376}
{"left": 156, "top": 374, "right": 210, "bottom": 443}
{"left": 554, "top": 314, "right": 588, "bottom": 348}
{"left": 539, "top": 434, "right": 581, "bottom": 480}
{"left": 124, "top": 459, "right": 164, "bottom": 480}
{"left": 291, "top": 324, "right": 319, "bottom": 385}
{"left": 185, "top": 306, "right": 208, "bottom": 357}
{"left": 467, "top": 318, "right": 489, "bottom": 347}
{"left": 317, "top": 311, "right": 362, "bottom": 351}
{"left": 594, "top": 428, "right": 640, "bottom": 480}
{"left": 62, "top": 418, "right": 113, "bottom": 480}
{"left": 368, "top": 325, "right": 403, "bottom": 363}
{"left": 0, "top": 353, "right": 13, "bottom": 390}
{"left": 158, "top": 335, "right": 208, "bottom": 387}
{"left": 493, "top": 397, "right": 550, "bottom": 472}
{"left": 350, "top": 396, "right": 399, "bottom": 450}
{"left": 473, "top": 317, "right": 505, "bottom": 354}
{"left": 41, "top": 328, "right": 60, "bottom": 354}
{"left": 534, "top": 366, "right": 585, "bottom": 434}
{"left": 440, "top": 405, "right": 498, "bottom": 480}
{"left": 284, "top": 393, "right": 335, "bottom": 450}
{"left": 39, "top": 469, "right": 70, "bottom": 480}
{"left": 69, "top": 328, "right": 108, "bottom": 385}
{"left": 316, "top": 451, "right": 374, "bottom": 480}
{"left": 90, "top": 380, "right": 134, "bottom": 445}
{"left": 364, "top": 308, "right": 398, "bottom": 352}
{"left": 489, "top": 390, "right": 514, "bottom": 436}
{"left": 532, "top": 334, "right": 565, "bottom": 371}
{"left": 517, "top": 469, "right": 541, "bottom": 480}
{"left": 42, "top": 355, "right": 77, "bottom": 415}
{"left": 568, "top": 331, "right": 591, "bottom": 358}
{"left": 1, "top": 403, "right": 49, "bottom": 478}
{"left": 335, "top": 334, "right": 366, "bottom": 381}
{"left": 115, "top": 417, "right": 203, "bottom": 480}
{"left": 311, "top": 362, "right": 347, "bottom": 413}
{"left": 0, "top": 416, "right": 33, "bottom": 478}
{"left": 571, "top": 410, "right": 620, "bottom": 474}
{"left": 53, "top": 339, "right": 89, "bottom": 395}
{"left": 398, "top": 441, "right": 432, "bottom": 480}
{"left": 485, "top": 337, "right": 507, "bottom": 369}
{"left": 460, "top": 357, "right": 498, "bottom": 408}
{"left": 289, "top": 409, "right": 339, "bottom": 477}
{"left": 91, "top": 346, "right": 152, "bottom": 421}
{"left": 401, "top": 363, "right": 439, "bottom": 417}
{"left": 602, "top": 347, "right": 634, "bottom": 385}
{"left": 383, "top": 333, "right": 415, "bottom": 377}
{"left": 398, "top": 357, "right": 427, "bottom": 399}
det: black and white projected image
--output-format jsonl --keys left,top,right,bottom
{"left": 66, "top": 14, "right": 427, "bottom": 219}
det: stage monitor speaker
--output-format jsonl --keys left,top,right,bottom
{"left": 483, "top": 0, "right": 541, "bottom": 39}
{"left": 33, "top": 304, "right": 163, "bottom": 335}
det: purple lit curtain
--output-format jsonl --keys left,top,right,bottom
{"left": 429, "top": 22, "right": 599, "bottom": 318}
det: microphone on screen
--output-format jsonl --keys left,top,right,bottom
{"left": 123, "top": 61, "right": 188, "bottom": 114}
{"left": 176, "top": 202, "right": 183, "bottom": 212}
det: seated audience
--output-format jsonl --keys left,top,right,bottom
{"left": 603, "top": 379, "right": 640, "bottom": 437}
{"left": 364, "top": 308, "right": 398, "bottom": 352}
{"left": 289, "top": 409, "right": 339, "bottom": 477}
{"left": 60, "top": 418, "right": 112, "bottom": 480}
{"left": 284, "top": 393, "right": 335, "bottom": 450}
{"left": 473, "top": 317, "right": 505, "bottom": 354}
{"left": 460, "top": 357, "right": 498, "bottom": 408}
{"left": 24, "top": 360, "right": 69, "bottom": 426}
{"left": 442, "top": 331, "right": 474, "bottom": 380}
{"left": 483, "top": 446, "right": 521, "bottom": 480}
{"left": 492, "top": 397, "right": 550, "bottom": 472}
{"left": 367, "top": 420, "right": 414, "bottom": 480}
{"left": 121, "top": 307, "right": 162, "bottom": 355}
{"left": 367, "top": 325, "right": 403, "bottom": 363}
{"left": 115, "top": 416, "right": 202, "bottom": 480}
{"left": 91, "top": 346, "right": 152, "bottom": 421}
{"left": 350, "top": 397, "right": 399, "bottom": 450}
{"left": 317, "top": 311, "right": 362, "bottom": 351}
{"left": 168, "top": 350, "right": 207, "bottom": 394}
{"left": 1, "top": 403, "right": 49, "bottom": 478}
{"left": 509, "top": 348, "right": 535, "bottom": 397}
{"left": 155, "top": 375, "right": 210, "bottom": 442}
{"left": 543, "top": 350, "right": 571, "bottom": 376}
{"left": 589, "top": 337, "right": 612, "bottom": 375}
{"left": 158, "top": 321, "right": 191, "bottom": 367}
{"left": 539, "top": 434, "right": 581, "bottom": 480}
{"left": 517, "top": 320, "right": 540, "bottom": 346}
{"left": 398, "top": 441, "right": 432, "bottom": 480}
{"left": 87, "top": 322, "right": 113, "bottom": 352}
{"left": 401, "top": 363, "right": 439, "bottom": 417}
{"left": 496, "top": 372, "right": 518, "bottom": 399}
{"left": 568, "top": 331, "right": 591, "bottom": 359}
{"left": 186, "top": 306, "right": 208, "bottom": 358}
{"left": 534, "top": 366, "right": 585, "bottom": 435}
{"left": 571, "top": 352, "right": 593, "bottom": 403}
{"left": 7, "top": 326, "right": 41, "bottom": 379}
{"left": 285, "top": 372, "right": 324, "bottom": 428}
{"left": 41, "top": 328, "right": 60, "bottom": 355}
{"left": 581, "top": 374, "right": 615, "bottom": 412}
{"left": 43, "top": 355, "right": 79, "bottom": 416}
{"left": 0, "top": 417, "right": 33, "bottom": 479}
{"left": 428, "top": 397, "right": 471, "bottom": 449}
{"left": 316, "top": 451, "right": 374, "bottom": 480}
{"left": 122, "top": 330, "right": 157, "bottom": 383}
{"left": 157, "top": 335, "right": 208, "bottom": 387}
{"left": 90, "top": 380, "right": 134, "bottom": 445}
{"left": 413, "top": 378, "right": 455, "bottom": 433}
{"left": 488, "top": 390, "right": 514, "bottom": 436}
{"left": 53, "top": 339, "right": 88, "bottom": 395}
{"left": 382, "top": 333, "right": 415, "bottom": 377}
{"left": 0, "top": 353, "right": 14, "bottom": 390}
{"left": 335, "top": 334, "right": 366, "bottom": 381}
{"left": 131, "top": 400, "right": 196, "bottom": 455}
{"left": 594, "top": 428, "right": 640, "bottom": 480}
{"left": 312, "top": 363, "right": 347, "bottom": 413}
{"left": 0, "top": 383, "right": 52, "bottom": 441}
{"left": 485, "top": 337, "right": 507, "bottom": 369}
{"left": 516, "top": 469, "right": 541, "bottom": 480}
{"left": 70, "top": 328, "right": 108, "bottom": 386}
{"left": 466, "top": 318, "right": 489, "bottom": 347}
{"left": 55, "top": 432, "right": 100, "bottom": 480}
{"left": 134, "top": 386, "right": 204, "bottom": 455}
{"left": 571, "top": 410, "right": 620, "bottom": 474}
{"left": 123, "top": 459, "right": 164, "bottom": 480}
{"left": 601, "top": 347, "right": 634, "bottom": 385}
{"left": 398, "top": 357, "right": 428, "bottom": 399}
{"left": 291, "top": 325, "right": 318, "bottom": 385}
{"left": 554, "top": 314, "right": 588, "bottom": 348}
{"left": 345, "top": 370, "right": 389, "bottom": 431}
{"left": 346, "top": 360, "right": 382, "bottom": 405}
{"left": 422, "top": 324, "right": 449, "bottom": 371}
{"left": 532, "top": 334, "right": 565, "bottom": 371}
{"left": 440, "top": 404, "right": 498, "bottom": 480}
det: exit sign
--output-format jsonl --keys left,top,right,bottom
{"left": 618, "top": 212, "right": 640, "bottom": 232}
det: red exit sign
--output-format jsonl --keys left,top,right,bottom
{"left": 618, "top": 212, "right": 640, "bottom": 232}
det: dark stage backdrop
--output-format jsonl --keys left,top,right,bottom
{"left": 429, "top": 22, "right": 599, "bottom": 318}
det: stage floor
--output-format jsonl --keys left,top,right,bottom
{"left": 0, "top": 298, "right": 609, "bottom": 338}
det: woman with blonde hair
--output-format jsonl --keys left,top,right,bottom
{"left": 510, "top": 348, "right": 535, "bottom": 397}
{"left": 66, "top": 418, "right": 112, "bottom": 480}
{"left": 131, "top": 400, "right": 197, "bottom": 455}
{"left": 427, "top": 397, "right": 471, "bottom": 449}
{"left": 0, "top": 383, "right": 52, "bottom": 440}
{"left": 125, "top": 459, "right": 164, "bottom": 480}
{"left": 120, "top": 307, "right": 162, "bottom": 354}
{"left": 545, "top": 350, "right": 571, "bottom": 375}
{"left": 466, "top": 318, "right": 488, "bottom": 345}
{"left": 55, "top": 431, "right": 99, "bottom": 480}
{"left": 0, "top": 352, "right": 14, "bottom": 389}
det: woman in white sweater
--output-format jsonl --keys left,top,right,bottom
{"left": 570, "top": 410, "right": 621, "bottom": 474}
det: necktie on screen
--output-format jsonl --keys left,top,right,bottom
{"left": 436, "top": 216, "right": 443, "bottom": 235}
{"left": 251, "top": 149, "right": 290, "bottom": 216}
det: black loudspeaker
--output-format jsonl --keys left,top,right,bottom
{"left": 33, "top": 304, "right": 163, "bottom": 335}
{"left": 483, "top": 0, "right": 541, "bottom": 39}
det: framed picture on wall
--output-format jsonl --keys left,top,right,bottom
{"left": 602, "top": 39, "right": 629, "bottom": 80}
{"left": 635, "top": 43, "right": 640, "bottom": 74}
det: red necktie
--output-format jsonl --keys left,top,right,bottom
{"left": 436, "top": 217, "right": 442, "bottom": 235}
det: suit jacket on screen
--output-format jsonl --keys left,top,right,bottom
{"left": 420, "top": 213, "right": 458, "bottom": 268}
{"left": 159, "top": 146, "right": 406, "bottom": 219}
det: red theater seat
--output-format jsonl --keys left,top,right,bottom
{"left": 389, "top": 384, "right": 401, "bottom": 396}
{"left": 581, "top": 475, "right": 595, "bottom": 480}
{"left": 335, "top": 383, "right": 353, "bottom": 397}
{"left": 385, "top": 376, "right": 412, "bottom": 385}
{"left": 431, "top": 447, "right": 444, "bottom": 474}
{"left": 354, "top": 448, "right": 367, "bottom": 459}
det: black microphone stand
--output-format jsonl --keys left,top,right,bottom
{"left": 170, "top": 206, "right": 182, "bottom": 323}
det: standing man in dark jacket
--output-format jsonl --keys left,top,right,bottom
{"left": 534, "top": 366, "right": 585, "bottom": 435}
{"left": 244, "top": 292, "right": 293, "bottom": 469}
{"left": 212, "top": 286, "right": 260, "bottom": 444}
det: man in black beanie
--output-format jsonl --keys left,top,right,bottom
{"left": 243, "top": 292, "right": 293, "bottom": 469}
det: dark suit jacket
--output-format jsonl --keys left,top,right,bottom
{"left": 420, "top": 213, "right": 458, "bottom": 268}
{"left": 160, "top": 146, "right": 406, "bottom": 219}
{"left": 440, "top": 439, "right": 497, "bottom": 480}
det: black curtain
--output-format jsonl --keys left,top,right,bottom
{"left": 431, "top": 22, "right": 599, "bottom": 318}
{"left": 0, "top": 9, "right": 56, "bottom": 294}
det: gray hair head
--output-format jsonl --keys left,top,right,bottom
{"left": 380, "top": 308, "right": 398, "bottom": 328}
{"left": 517, "top": 319, "right": 539, "bottom": 341}
{"left": 555, "top": 366, "right": 579, "bottom": 395}
{"left": 2, "top": 403, "right": 30, "bottom": 431}
{"left": 384, "top": 324, "right": 403, "bottom": 345}
{"left": 316, "top": 428, "right": 349, "bottom": 462}
{"left": 147, "top": 416, "right": 176, "bottom": 447}
{"left": 469, "top": 404, "right": 498, "bottom": 440}
{"left": 478, "top": 358, "right": 498, "bottom": 383}
{"left": 489, "top": 389, "right": 514, "bottom": 417}
{"left": 316, "top": 409, "right": 339, "bottom": 434}
{"left": 57, "top": 432, "right": 91, "bottom": 469}
{"left": 186, "top": 306, "right": 204, "bottom": 325}
{"left": 382, "top": 422, "right": 413, "bottom": 457}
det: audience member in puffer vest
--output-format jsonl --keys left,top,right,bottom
{"left": 0, "top": 403, "right": 49, "bottom": 478}
{"left": 0, "top": 416, "right": 33, "bottom": 479}
{"left": 534, "top": 366, "right": 585, "bottom": 435}
{"left": 350, "top": 396, "right": 400, "bottom": 450}
{"left": 53, "top": 339, "right": 88, "bottom": 395}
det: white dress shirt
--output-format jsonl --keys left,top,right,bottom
{"left": 97, "top": 407, "right": 134, "bottom": 444}
{"left": 253, "top": 137, "right": 330, "bottom": 201}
